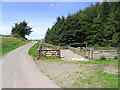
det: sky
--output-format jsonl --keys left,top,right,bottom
{"left": 1, "top": 2, "right": 97, "bottom": 40}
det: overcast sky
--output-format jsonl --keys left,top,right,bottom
{"left": 1, "top": 2, "right": 97, "bottom": 39}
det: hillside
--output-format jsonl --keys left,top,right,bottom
{"left": 45, "top": 2, "right": 120, "bottom": 47}
{"left": 1, "top": 35, "right": 30, "bottom": 56}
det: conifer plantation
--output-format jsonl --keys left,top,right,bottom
{"left": 45, "top": 2, "right": 120, "bottom": 47}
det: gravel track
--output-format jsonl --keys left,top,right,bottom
{"left": 61, "top": 50, "right": 89, "bottom": 61}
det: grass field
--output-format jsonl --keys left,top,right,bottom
{"left": 1, "top": 36, "right": 30, "bottom": 56}
{"left": 28, "top": 40, "right": 41, "bottom": 58}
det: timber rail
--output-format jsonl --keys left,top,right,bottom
{"left": 37, "top": 43, "right": 60, "bottom": 60}
{"left": 68, "top": 46, "right": 119, "bottom": 60}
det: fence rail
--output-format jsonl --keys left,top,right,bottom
{"left": 68, "top": 46, "right": 93, "bottom": 60}
{"left": 68, "top": 46, "right": 119, "bottom": 60}
{"left": 93, "top": 50, "right": 118, "bottom": 59}
{"left": 37, "top": 44, "right": 60, "bottom": 60}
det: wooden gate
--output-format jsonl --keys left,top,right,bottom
{"left": 37, "top": 44, "right": 60, "bottom": 60}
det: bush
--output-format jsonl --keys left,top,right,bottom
{"left": 100, "top": 56, "right": 107, "bottom": 60}
{"left": 114, "top": 56, "right": 119, "bottom": 59}
{"left": 93, "top": 44, "right": 99, "bottom": 47}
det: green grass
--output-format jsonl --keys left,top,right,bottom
{"left": 1, "top": 36, "right": 30, "bottom": 56}
{"left": 28, "top": 40, "right": 41, "bottom": 58}
{"left": 72, "top": 82, "right": 81, "bottom": 87}
{"left": 40, "top": 57, "right": 119, "bottom": 65}
{"left": 98, "top": 71, "right": 118, "bottom": 88}
{"left": 39, "top": 58, "right": 64, "bottom": 62}
{"left": 73, "top": 69, "right": 118, "bottom": 88}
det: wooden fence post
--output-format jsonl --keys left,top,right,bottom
{"left": 59, "top": 49, "right": 61, "bottom": 58}
{"left": 118, "top": 48, "right": 120, "bottom": 58}
{"left": 90, "top": 48, "right": 93, "bottom": 60}
{"left": 37, "top": 50, "right": 40, "bottom": 60}
{"left": 37, "top": 44, "right": 39, "bottom": 60}
{"left": 84, "top": 47, "right": 86, "bottom": 58}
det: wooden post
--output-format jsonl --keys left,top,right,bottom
{"left": 74, "top": 48, "right": 75, "bottom": 53}
{"left": 37, "top": 50, "right": 39, "bottom": 60}
{"left": 37, "top": 50, "right": 40, "bottom": 60}
{"left": 37, "top": 44, "right": 40, "bottom": 60}
{"left": 117, "top": 48, "right": 120, "bottom": 58}
{"left": 82, "top": 48, "right": 84, "bottom": 57}
{"left": 59, "top": 49, "right": 61, "bottom": 58}
{"left": 91, "top": 48, "right": 93, "bottom": 59}
{"left": 83, "top": 47, "right": 85, "bottom": 58}
{"left": 86, "top": 42, "right": 87, "bottom": 48}
{"left": 90, "top": 48, "right": 93, "bottom": 60}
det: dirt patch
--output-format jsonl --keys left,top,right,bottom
{"left": 61, "top": 50, "right": 89, "bottom": 61}
{"left": 35, "top": 59, "right": 118, "bottom": 88}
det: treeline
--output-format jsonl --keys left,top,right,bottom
{"left": 45, "top": 2, "right": 120, "bottom": 47}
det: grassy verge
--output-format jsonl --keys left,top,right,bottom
{"left": 37, "top": 58, "right": 64, "bottom": 62}
{"left": 1, "top": 36, "right": 30, "bottom": 56}
{"left": 39, "top": 58, "right": 119, "bottom": 65}
{"left": 28, "top": 40, "right": 41, "bottom": 58}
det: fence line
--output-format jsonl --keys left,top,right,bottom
{"left": 93, "top": 49, "right": 118, "bottom": 59}
{"left": 68, "top": 46, "right": 93, "bottom": 60}
{"left": 68, "top": 46, "right": 119, "bottom": 60}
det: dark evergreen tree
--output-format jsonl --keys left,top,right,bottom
{"left": 11, "top": 21, "right": 32, "bottom": 38}
{"left": 44, "top": 2, "right": 120, "bottom": 47}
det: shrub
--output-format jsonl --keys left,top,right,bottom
{"left": 114, "top": 56, "right": 119, "bottom": 59}
{"left": 94, "top": 44, "right": 99, "bottom": 47}
{"left": 100, "top": 56, "right": 107, "bottom": 60}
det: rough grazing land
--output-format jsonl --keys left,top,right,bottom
{"left": 35, "top": 59, "right": 118, "bottom": 88}
{"left": 1, "top": 36, "right": 29, "bottom": 56}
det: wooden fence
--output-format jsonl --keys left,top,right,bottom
{"left": 37, "top": 44, "right": 60, "bottom": 60}
{"left": 93, "top": 49, "right": 118, "bottom": 59}
{"left": 68, "top": 46, "right": 93, "bottom": 60}
{"left": 68, "top": 46, "right": 119, "bottom": 60}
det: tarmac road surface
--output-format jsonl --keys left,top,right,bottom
{"left": 2, "top": 41, "right": 60, "bottom": 88}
